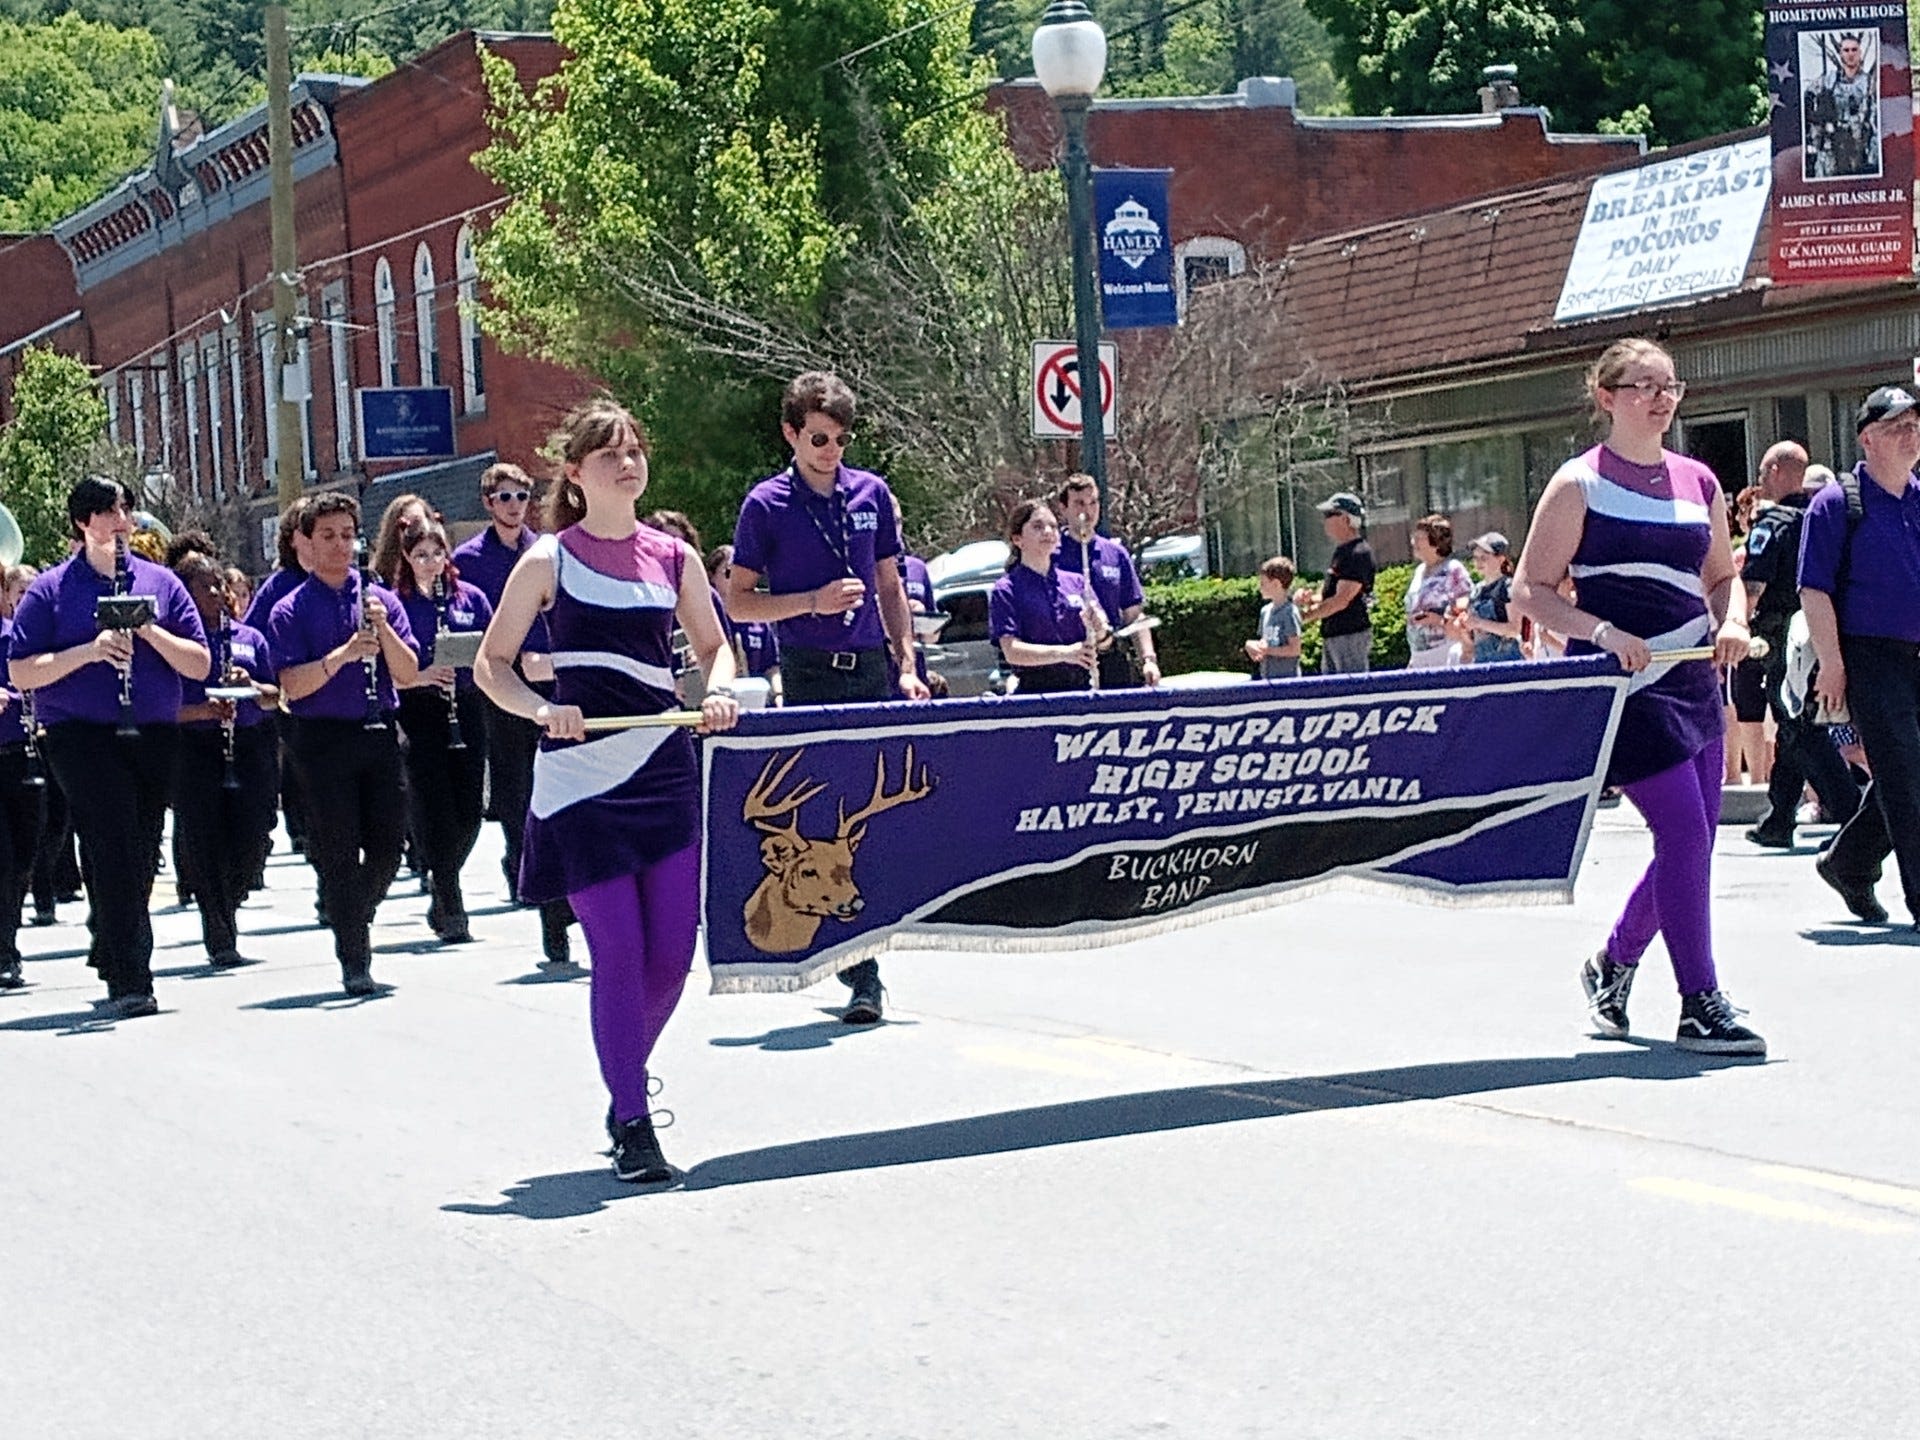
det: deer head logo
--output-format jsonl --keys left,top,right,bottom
{"left": 740, "top": 746, "right": 935, "bottom": 954}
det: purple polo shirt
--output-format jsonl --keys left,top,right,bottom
{"left": 268, "top": 571, "right": 420, "bottom": 719}
{"left": 738, "top": 621, "right": 779, "bottom": 676}
{"left": 1797, "top": 463, "right": 1920, "bottom": 644}
{"left": 732, "top": 464, "right": 902, "bottom": 653}
{"left": 1054, "top": 533, "right": 1144, "bottom": 621}
{"left": 989, "top": 564, "right": 1098, "bottom": 650}
{"left": 453, "top": 523, "right": 548, "bottom": 653}
{"left": 242, "top": 565, "right": 305, "bottom": 632}
{"left": 0, "top": 618, "right": 26, "bottom": 748}
{"left": 398, "top": 581, "right": 493, "bottom": 694}
{"left": 902, "top": 553, "right": 934, "bottom": 612}
{"left": 8, "top": 552, "right": 207, "bottom": 728}
{"left": 183, "top": 619, "right": 277, "bottom": 731}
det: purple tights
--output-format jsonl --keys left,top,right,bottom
{"left": 569, "top": 841, "right": 701, "bottom": 1125}
{"left": 1607, "top": 739, "right": 1723, "bottom": 995}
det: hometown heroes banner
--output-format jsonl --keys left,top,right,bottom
{"left": 699, "top": 659, "right": 1629, "bottom": 993}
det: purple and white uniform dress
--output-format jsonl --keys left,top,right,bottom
{"left": 519, "top": 525, "right": 699, "bottom": 904}
{"left": 1561, "top": 445, "right": 1723, "bottom": 786}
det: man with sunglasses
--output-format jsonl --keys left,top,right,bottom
{"left": 453, "top": 462, "right": 575, "bottom": 968}
{"left": 729, "top": 371, "right": 928, "bottom": 1022}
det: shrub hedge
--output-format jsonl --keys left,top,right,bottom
{"left": 1143, "top": 564, "right": 1415, "bottom": 676}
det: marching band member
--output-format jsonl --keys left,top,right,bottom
{"left": 268, "top": 493, "right": 421, "bottom": 997}
{"left": 170, "top": 553, "right": 279, "bottom": 970}
{"left": 476, "top": 398, "right": 739, "bottom": 1184}
{"left": 0, "top": 601, "right": 44, "bottom": 990}
{"left": 990, "top": 498, "right": 1109, "bottom": 695}
{"left": 1513, "top": 337, "right": 1764, "bottom": 1056}
{"left": 370, "top": 492, "right": 434, "bottom": 590}
{"left": 726, "top": 370, "right": 925, "bottom": 1024}
{"left": 453, "top": 463, "right": 577, "bottom": 969}
{"left": 245, "top": 500, "right": 313, "bottom": 864}
{"left": 1052, "top": 473, "right": 1160, "bottom": 688}
{"left": 394, "top": 519, "right": 492, "bottom": 945}
{"left": 7, "top": 478, "right": 209, "bottom": 1020}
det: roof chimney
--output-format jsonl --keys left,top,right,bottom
{"left": 1237, "top": 76, "right": 1297, "bottom": 110}
{"left": 1478, "top": 63, "right": 1521, "bottom": 113}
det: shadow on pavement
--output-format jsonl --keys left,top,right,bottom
{"left": 241, "top": 989, "right": 391, "bottom": 1011}
{"left": 0, "top": 1007, "right": 157, "bottom": 1035}
{"left": 373, "top": 938, "right": 446, "bottom": 956}
{"left": 708, "top": 1012, "right": 918, "bottom": 1052}
{"left": 444, "top": 1047, "right": 1757, "bottom": 1221}
{"left": 498, "top": 969, "right": 588, "bottom": 986}
{"left": 1801, "top": 924, "right": 1920, "bottom": 947}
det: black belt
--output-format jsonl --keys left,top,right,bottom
{"left": 786, "top": 646, "right": 877, "bottom": 672}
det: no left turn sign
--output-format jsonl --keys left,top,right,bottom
{"left": 1032, "top": 341, "right": 1117, "bottom": 439}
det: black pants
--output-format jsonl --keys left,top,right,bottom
{"left": 1823, "top": 637, "right": 1920, "bottom": 921}
{"left": 401, "top": 688, "right": 488, "bottom": 924}
{"left": 0, "top": 746, "right": 46, "bottom": 967}
{"left": 173, "top": 724, "right": 277, "bottom": 959}
{"left": 289, "top": 717, "right": 405, "bottom": 974}
{"left": 482, "top": 697, "right": 574, "bottom": 957}
{"left": 1754, "top": 647, "right": 1861, "bottom": 838}
{"left": 1014, "top": 663, "right": 1091, "bottom": 695}
{"left": 781, "top": 646, "right": 891, "bottom": 706}
{"left": 1097, "top": 647, "right": 1137, "bottom": 690}
{"left": 42, "top": 723, "right": 175, "bottom": 999}
{"left": 30, "top": 771, "right": 79, "bottom": 912}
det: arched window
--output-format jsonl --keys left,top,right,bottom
{"left": 374, "top": 257, "right": 399, "bottom": 387}
{"left": 1174, "top": 236, "right": 1247, "bottom": 316}
{"left": 456, "top": 224, "right": 484, "bottom": 413}
{"left": 414, "top": 242, "right": 441, "bottom": 387}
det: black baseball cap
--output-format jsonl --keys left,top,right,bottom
{"left": 1855, "top": 386, "right": 1918, "bottom": 433}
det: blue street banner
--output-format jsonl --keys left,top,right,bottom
{"left": 700, "top": 659, "right": 1629, "bottom": 993}
{"left": 1093, "top": 167, "right": 1178, "bottom": 329}
{"left": 356, "top": 386, "right": 456, "bottom": 461}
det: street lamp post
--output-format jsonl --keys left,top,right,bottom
{"left": 1033, "top": 0, "right": 1109, "bottom": 531}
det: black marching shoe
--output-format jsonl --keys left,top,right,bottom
{"left": 610, "top": 1112, "right": 674, "bottom": 1184}
{"left": 842, "top": 970, "right": 885, "bottom": 1026}
{"left": 29, "top": 904, "right": 56, "bottom": 927}
{"left": 1742, "top": 826, "right": 1793, "bottom": 849}
{"left": 1580, "top": 948, "right": 1636, "bottom": 1040}
{"left": 1676, "top": 990, "right": 1767, "bottom": 1056}
{"left": 96, "top": 993, "right": 159, "bottom": 1021}
{"left": 208, "top": 949, "right": 248, "bottom": 970}
{"left": 341, "top": 964, "right": 380, "bottom": 998}
{"left": 0, "top": 955, "right": 24, "bottom": 989}
{"left": 1814, "top": 851, "right": 1888, "bottom": 923}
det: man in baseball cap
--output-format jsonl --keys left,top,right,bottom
{"left": 1315, "top": 491, "right": 1367, "bottom": 522}
{"left": 1298, "top": 491, "right": 1376, "bottom": 672}
{"left": 1855, "top": 385, "right": 1918, "bottom": 432}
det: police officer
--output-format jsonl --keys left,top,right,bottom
{"left": 1743, "top": 442, "right": 1860, "bottom": 846}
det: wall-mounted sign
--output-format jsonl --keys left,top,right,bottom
{"left": 1093, "top": 168, "right": 1178, "bottom": 329}
{"left": 1554, "top": 138, "right": 1771, "bottom": 323}
{"left": 1766, "top": 3, "right": 1914, "bottom": 284}
{"left": 356, "top": 386, "right": 455, "bottom": 462}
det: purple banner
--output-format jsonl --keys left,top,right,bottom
{"left": 700, "top": 659, "right": 1629, "bottom": 993}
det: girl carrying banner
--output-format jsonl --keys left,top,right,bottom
{"left": 475, "top": 398, "right": 740, "bottom": 1185}
{"left": 1513, "top": 338, "right": 1766, "bottom": 1056}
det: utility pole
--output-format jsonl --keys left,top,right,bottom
{"left": 267, "top": 5, "right": 303, "bottom": 509}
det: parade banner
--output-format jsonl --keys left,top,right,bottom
{"left": 1093, "top": 168, "right": 1178, "bottom": 328}
{"left": 1767, "top": 3, "right": 1914, "bottom": 283}
{"left": 699, "top": 659, "right": 1629, "bottom": 993}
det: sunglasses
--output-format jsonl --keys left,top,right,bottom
{"left": 806, "top": 431, "right": 853, "bottom": 450}
{"left": 489, "top": 489, "right": 531, "bottom": 503}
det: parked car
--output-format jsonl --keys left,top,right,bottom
{"left": 924, "top": 575, "right": 1009, "bottom": 697}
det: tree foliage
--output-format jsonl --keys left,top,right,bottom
{"left": 1304, "top": 0, "right": 1767, "bottom": 144}
{"left": 0, "top": 345, "right": 108, "bottom": 564}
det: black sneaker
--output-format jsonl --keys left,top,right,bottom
{"left": 1676, "top": 990, "right": 1767, "bottom": 1056}
{"left": 0, "top": 955, "right": 23, "bottom": 989}
{"left": 1815, "top": 851, "right": 1888, "bottom": 923}
{"left": 842, "top": 972, "right": 885, "bottom": 1025}
{"left": 1580, "top": 948, "right": 1635, "bottom": 1040}
{"left": 611, "top": 1112, "right": 674, "bottom": 1184}
{"left": 1742, "top": 826, "right": 1793, "bottom": 849}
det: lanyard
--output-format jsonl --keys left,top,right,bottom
{"left": 788, "top": 466, "right": 858, "bottom": 627}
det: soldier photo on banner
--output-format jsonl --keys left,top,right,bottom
{"left": 1801, "top": 28, "right": 1881, "bottom": 180}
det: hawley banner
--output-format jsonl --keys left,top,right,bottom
{"left": 699, "top": 659, "right": 1629, "bottom": 993}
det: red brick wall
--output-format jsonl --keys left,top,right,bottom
{"left": 0, "top": 235, "right": 84, "bottom": 426}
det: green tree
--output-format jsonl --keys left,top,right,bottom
{"left": 0, "top": 346, "right": 109, "bottom": 565}
{"left": 0, "top": 13, "right": 164, "bottom": 230}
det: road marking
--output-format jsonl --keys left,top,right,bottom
{"left": 1631, "top": 1177, "right": 1910, "bottom": 1235}
{"left": 957, "top": 1044, "right": 1112, "bottom": 1079}
{"left": 1752, "top": 1164, "right": 1920, "bottom": 1215}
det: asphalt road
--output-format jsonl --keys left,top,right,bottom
{"left": 3, "top": 807, "right": 1917, "bottom": 1439}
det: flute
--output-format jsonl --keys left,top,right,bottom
{"left": 435, "top": 573, "right": 467, "bottom": 751}
{"left": 354, "top": 542, "right": 388, "bottom": 732}
{"left": 112, "top": 535, "right": 137, "bottom": 737}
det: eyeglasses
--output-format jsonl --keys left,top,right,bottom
{"left": 1608, "top": 379, "right": 1688, "bottom": 401}
{"left": 806, "top": 431, "right": 853, "bottom": 450}
{"left": 488, "top": 489, "right": 530, "bottom": 503}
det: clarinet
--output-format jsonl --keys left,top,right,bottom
{"left": 435, "top": 573, "right": 467, "bottom": 751}
{"left": 18, "top": 689, "right": 44, "bottom": 789}
{"left": 113, "top": 535, "right": 138, "bottom": 737}
{"left": 355, "top": 543, "right": 388, "bottom": 732}
{"left": 213, "top": 623, "right": 240, "bottom": 791}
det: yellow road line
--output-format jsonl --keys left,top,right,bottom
{"left": 1752, "top": 1164, "right": 1920, "bottom": 1215}
{"left": 1631, "top": 1177, "right": 1909, "bottom": 1235}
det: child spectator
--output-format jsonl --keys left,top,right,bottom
{"left": 1245, "top": 556, "right": 1303, "bottom": 679}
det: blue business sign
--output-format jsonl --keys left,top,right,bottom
{"left": 357, "top": 386, "right": 456, "bottom": 462}
{"left": 1093, "top": 168, "right": 1177, "bottom": 329}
